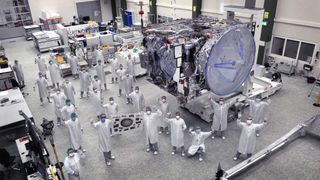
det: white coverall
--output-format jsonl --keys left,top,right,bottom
{"left": 188, "top": 131, "right": 212, "bottom": 155}
{"left": 35, "top": 77, "right": 49, "bottom": 99}
{"left": 122, "top": 75, "right": 134, "bottom": 96}
{"left": 92, "top": 91, "right": 105, "bottom": 116}
{"left": 75, "top": 48, "right": 85, "bottom": 60}
{"left": 62, "top": 82, "right": 76, "bottom": 105}
{"left": 69, "top": 56, "right": 79, "bottom": 75}
{"left": 96, "top": 49, "right": 104, "bottom": 63}
{"left": 237, "top": 120, "right": 265, "bottom": 154}
{"left": 48, "top": 63, "right": 62, "bottom": 85}
{"left": 79, "top": 71, "right": 91, "bottom": 93}
{"left": 110, "top": 57, "right": 120, "bottom": 80}
{"left": 103, "top": 103, "right": 119, "bottom": 118}
{"left": 93, "top": 121, "right": 112, "bottom": 152}
{"left": 167, "top": 118, "right": 187, "bottom": 148}
{"left": 126, "top": 56, "right": 135, "bottom": 76}
{"left": 143, "top": 110, "right": 162, "bottom": 145}
{"left": 64, "top": 118, "right": 83, "bottom": 149}
{"left": 210, "top": 98, "right": 237, "bottom": 131}
{"left": 128, "top": 91, "right": 145, "bottom": 112}
{"left": 61, "top": 104, "right": 76, "bottom": 121}
{"left": 92, "top": 79, "right": 102, "bottom": 91}
{"left": 159, "top": 101, "right": 170, "bottom": 129}
{"left": 35, "top": 57, "right": 47, "bottom": 75}
{"left": 95, "top": 64, "right": 106, "bottom": 84}
{"left": 13, "top": 63, "right": 24, "bottom": 84}
{"left": 51, "top": 92, "right": 67, "bottom": 119}
{"left": 248, "top": 99, "right": 271, "bottom": 124}
{"left": 64, "top": 153, "right": 84, "bottom": 180}
{"left": 116, "top": 68, "right": 127, "bottom": 90}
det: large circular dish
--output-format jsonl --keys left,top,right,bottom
{"left": 205, "top": 26, "right": 255, "bottom": 96}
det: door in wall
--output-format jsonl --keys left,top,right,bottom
{"left": 76, "top": 0, "right": 102, "bottom": 23}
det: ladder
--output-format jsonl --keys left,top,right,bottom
{"left": 308, "top": 72, "right": 320, "bottom": 97}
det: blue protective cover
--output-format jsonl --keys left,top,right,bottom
{"left": 205, "top": 26, "right": 255, "bottom": 96}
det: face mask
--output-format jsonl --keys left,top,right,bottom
{"left": 219, "top": 101, "right": 223, "bottom": 105}
{"left": 135, "top": 90, "right": 139, "bottom": 93}
{"left": 68, "top": 153, "right": 75, "bottom": 157}
{"left": 146, "top": 111, "right": 151, "bottom": 115}
{"left": 162, "top": 99, "right": 166, "bottom": 103}
{"left": 57, "top": 91, "right": 60, "bottom": 94}
{"left": 176, "top": 116, "right": 180, "bottom": 119}
{"left": 110, "top": 101, "right": 114, "bottom": 104}
{"left": 246, "top": 120, "right": 252, "bottom": 125}
{"left": 255, "top": 98, "right": 261, "bottom": 102}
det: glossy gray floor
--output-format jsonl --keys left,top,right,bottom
{"left": 2, "top": 37, "right": 320, "bottom": 180}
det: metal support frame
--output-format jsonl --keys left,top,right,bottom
{"left": 192, "top": 0, "right": 202, "bottom": 19}
{"left": 221, "top": 115, "right": 320, "bottom": 179}
{"left": 149, "top": 0, "right": 157, "bottom": 24}
{"left": 111, "top": 0, "right": 117, "bottom": 20}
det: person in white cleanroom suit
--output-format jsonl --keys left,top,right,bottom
{"left": 247, "top": 95, "right": 271, "bottom": 137}
{"left": 92, "top": 75, "right": 102, "bottom": 92}
{"left": 64, "top": 148, "right": 85, "bottom": 180}
{"left": 61, "top": 99, "right": 76, "bottom": 121}
{"left": 68, "top": 54, "right": 79, "bottom": 79}
{"left": 48, "top": 60, "right": 62, "bottom": 89}
{"left": 209, "top": 97, "right": 238, "bottom": 139}
{"left": 91, "top": 114, "right": 115, "bottom": 166}
{"left": 129, "top": 86, "right": 145, "bottom": 112}
{"left": 110, "top": 56, "right": 120, "bottom": 83}
{"left": 187, "top": 126, "right": 213, "bottom": 162}
{"left": 126, "top": 53, "right": 136, "bottom": 79}
{"left": 142, "top": 107, "right": 162, "bottom": 155}
{"left": 96, "top": 46, "right": 104, "bottom": 63}
{"left": 158, "top": 96, "right": 171, "bottom": 135}
{"left": 63, "top": 113, "right": 85, "bottom": 152}
{"left": 79, "top": 68, "right": 91, "bottom": 99}
{"left": 122, "top": 73, "right": 134, "bottom": 104}
{"left": 166, "top": 112, "right": 187, "bottom": 156}
{"left": 103, "top": 97, "right": 119, "bottom": 118}
{"left": 95, "top": 60, "right": 107, "bottom": 90}
{"left": 50, "top": 89, "right": 67, "bottom": 126}
{"left": 35, "top": 54, "right": 47, "bottom": 78}
{"left": 34, "top": 72, "right": 50, "bottom": 105}
{"left": 75, "top": 45, "right": 85, "bottom": 61}
{"left": 233, "top": 116, "right": 266, "bottom": 161}
{"left": 116, "top": 64, "right": 127, "bottom": 97}
{"left": 92, "top": 87, "right": 105, "bottom": 119}
{"left": 12, "top": 60, "right": 25, "bottom": 87}
{"left": 61, "top": 79, "right": 76, "bottom": 105}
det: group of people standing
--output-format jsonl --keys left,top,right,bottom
{"left": 29, "top": 47, "right": 271, "bottom": 180}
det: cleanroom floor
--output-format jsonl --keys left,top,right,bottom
{"left": 1, "top": 37, "right": 319, "bottom": 180}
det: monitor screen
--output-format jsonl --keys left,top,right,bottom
{"left": 82, "top": 16, "right": 90, "bottom": 21}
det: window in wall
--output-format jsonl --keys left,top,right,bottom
{"left": 284, "top": 39, "right": 299, "bottom": 59}
{"left": 271, "top": 37, "right": 285, "bottom": 55}
{"left": 298, "top": 42, "right": 315, "bottom": 62}
{"left": 270, "top": 36, "right": 317, "bottom": 63}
